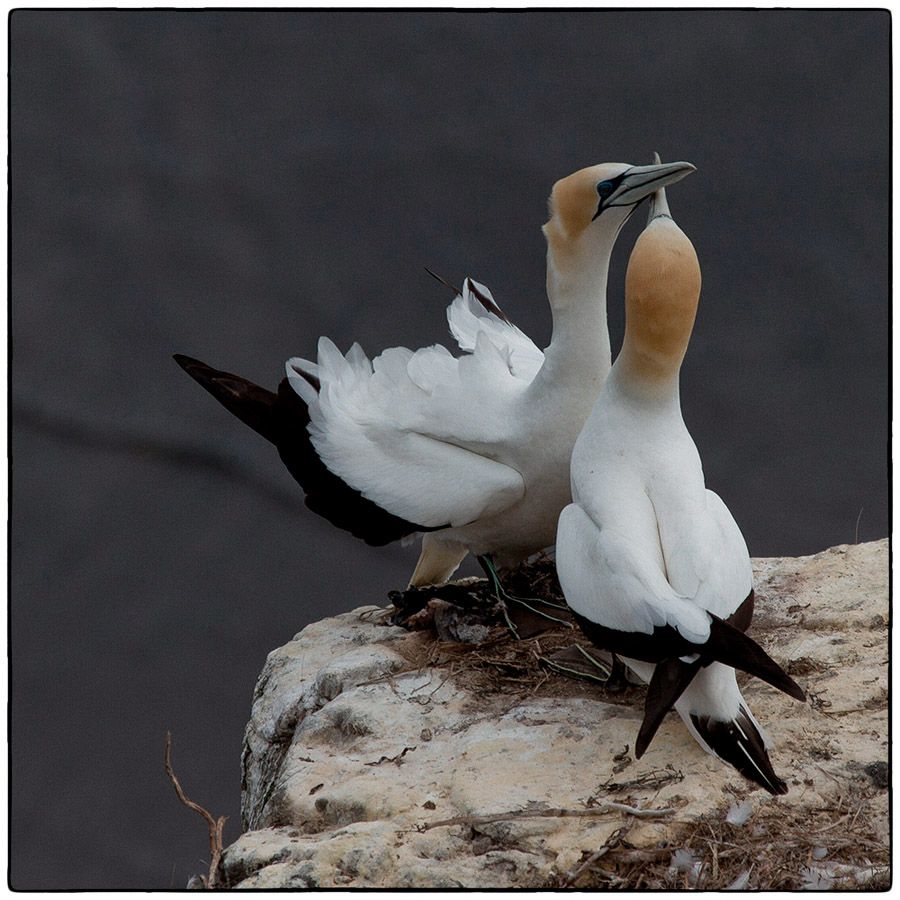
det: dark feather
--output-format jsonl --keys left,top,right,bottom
{"left": 424, "top": 266, "right": 461, "bottom": 297}
{"left": 173, "top": 354, "right": 446, "bottom": 546}
{"left": 635, "top": 656, "right": 701, "bottom": 758}
{"left": 423, "top": 268, "right": 514, "bottom": 327}
{"left": 727, "top": 589, "right": 754, "bottom": 633}
{"left": 690, "top": 707, "right": 788, "bottom": 795}
{"left": 289, "top": 362, "right": 320, "bottom": 393}
{"left": 705, "top": 615, "right": 806, "bottom": 701}
{"left": 173, "top": 353, "right": 280, "bottom": 443}
{"left": 576, "top": 587, "right": 801, "bottom": 770}
{"left": 632, "top": 593, "right": 762, "bottom": 759}
{"left": 465, "top": 277, "right": 513, "bottom": 325}
{"left": 571, "top": 590, "right": 803, "bottom": 703}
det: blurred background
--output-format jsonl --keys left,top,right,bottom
{"left": 10, "top": 9, "right": 889, "bottom": 889}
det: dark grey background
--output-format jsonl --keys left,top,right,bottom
{"left": 10, "top": 9, "right": 889, "bottom": 890}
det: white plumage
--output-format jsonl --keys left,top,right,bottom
{"left": 557, "top": 178, "right": 802, "bottom": 793}
{"left": 176, "top": 162, "right": 696, "bottom": 591}
{"left": 274, "top": 159, "right": 698, "bottom": 586}
{"left": 287, "top": 280, "right": 533, "bottom": 531}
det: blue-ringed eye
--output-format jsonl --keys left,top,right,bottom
{"left": 597, "top": 180, "right": 615, "bottom": 199}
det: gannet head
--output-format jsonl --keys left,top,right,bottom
{"left": 622, "top": 179, "right": 701, "bottom": 377}
{"left": 543, "top": 159, "right": 695, "bottom": 259}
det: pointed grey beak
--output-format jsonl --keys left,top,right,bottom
{"left": 602, "top": 159, "right": 695, "bottom": 212}
{"left": 647, "top": 151, "right": 672, "bottom": 223}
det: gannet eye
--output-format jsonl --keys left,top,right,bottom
{"left": 592, "top": 179, "right": 619, "bottom": 220}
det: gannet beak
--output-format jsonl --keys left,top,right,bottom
{"left": 647, "top": 151, "right": 672, "bottom": 222}
{"left": 597, "top": 158, "right": 695, "bottom": 217}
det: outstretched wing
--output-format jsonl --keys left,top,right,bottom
{"left": 286, "top": 280, "right": 537, "bottom": 530}
{"left": 446, "top": 278, "right": 545, "bottom": 382}
{"left": 173, "top": 355, "right": 437, "bottom": 546}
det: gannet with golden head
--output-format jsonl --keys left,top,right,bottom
{"left": 174, "top": 159, "right": 695, "bottom": 597}
{"left": 556, "top": 170, "right": 804, "bottom": 794}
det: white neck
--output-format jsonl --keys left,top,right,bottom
{"left": 609, "top": 351, "right": 682, "bottom": 411}
{"left": 578, "top": 360, "right": 683, "bottom": 456}
{"left": 532, "top": 222, "right": 617, "bottom": 393}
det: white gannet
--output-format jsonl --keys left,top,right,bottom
{"left": 556, "top": 173, "right": 804, "bottom": 794}
{"left": 174, "top": 159, "right": 695, "bottom": 600}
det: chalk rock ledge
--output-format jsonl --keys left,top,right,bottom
{"left": 219, "top": 540, "right": 888, "bottom": 889}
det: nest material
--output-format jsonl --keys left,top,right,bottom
{"left": 379, "top": 556, "right": 889, "bottom": 891}
{"left": 566, "top": 789, "right": 890, "bottom": 890}
{"left": 387, "top": 556, "right": 639, "bottom": 704}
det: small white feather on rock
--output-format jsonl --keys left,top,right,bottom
{"left": 725, "top": 800, "right": 753, "bottom": 826}
{"left": 724, "top": 869, "right": 752, "bottom": 890}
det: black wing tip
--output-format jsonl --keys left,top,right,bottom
{"left": 273, "top": 378, "right": 440, "bottom": 545}
{"left": 173, "top": 355, "right": 435, "bottom": 547}
{"left": 174, "top": 354, "right": 282, "bottom": 445}
{"left": 424, "top": 268, "right": 514, "bottom": 326}
{"left": 464, "top": 277, "right": 512, "bottom": 324}
{"left": 174, "top": 357, "right": 435, "bottom": 545}
{"left": 762, "top": 766, "right": 789, "bottom": 796}
{"left": 172, "top": 353, "right": 227, "bottom": 389}
{"left": 636, "top": 656, "right": 700, "bottom": 758}
{"left": 709, "top": 615, "right": 806, "bottom": 702}
{"left": 288, "top": 363, "right": 321, "bottom": 393}
{"left": 173, "top": 352, "right": 204, "bottom": 373}
{"left": 771, "top": 776, "right": 789, "bottom": 795}
{"left": 424, "top": 266, "right": 461, "bottom": 297}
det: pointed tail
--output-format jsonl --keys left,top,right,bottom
{"left": 687, "top": 704, "right": 788, "bottom": 795}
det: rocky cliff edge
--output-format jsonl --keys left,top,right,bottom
{"left": 215, "top": 540, "right": 889, "bottom": 889}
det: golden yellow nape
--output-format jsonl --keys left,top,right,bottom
{"left": 622, "top": 214, "right": 702, "bottom": 377}
{"left": 546, "top": 163, "right": 627, "bottom": 240}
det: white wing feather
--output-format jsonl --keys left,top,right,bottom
{"left": 285, "top": 278, "right": 541, "bottom": 529}
{"left": 656, "top": 489, "right": 753, "bottom": 620}
{"left": 446, "top": 279, "right": 544, "bottom": 382}
{"left": 556, "top": 503, "right": 712, "bottom": 643}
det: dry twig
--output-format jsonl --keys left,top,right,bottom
{"left": 420, "top": 801, "right": 674, "bottom": 832}
{"left": 561, "top": 825, "right": 630, "bottom": 887}
{"left": 165, "top": 731, "right": 227, "bottom": 889}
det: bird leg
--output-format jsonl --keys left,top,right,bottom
{"left": 477, "top": 555, "right": 573, "bottom": 634}
{"left": 602, "top": 653, "right": 631, "bottom": 694}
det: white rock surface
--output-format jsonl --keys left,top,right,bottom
{"left": 217, "top": 541, "right": 888, "bottom": 889}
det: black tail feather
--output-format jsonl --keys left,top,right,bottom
{"left": 707, "top": 616, "right": 806, "bottom": 702}
{"left": 690, "top": 706, "right": 788, "bottom": 795}
{"left": 635, "top": 656, "right": 701, "bottom": 758}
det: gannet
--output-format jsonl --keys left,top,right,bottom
{"left": 174, "top": 159, "right": 695, "bottom": 597}
{"left": 556, "top": 174, "right": 805, "bottom": 794}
